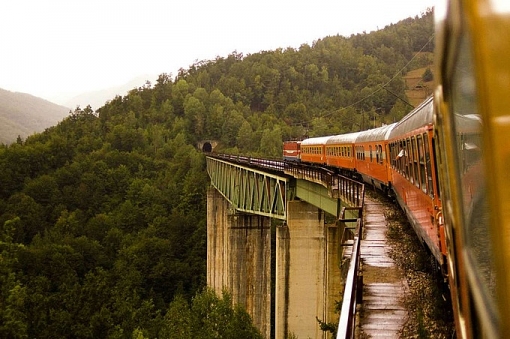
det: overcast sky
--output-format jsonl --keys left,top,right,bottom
{"left": 1, "top": 0, "right": 434, "bottom": 104}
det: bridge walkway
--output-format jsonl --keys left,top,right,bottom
{"left": 357, "top": 195, "right": 409, "bottom": 338}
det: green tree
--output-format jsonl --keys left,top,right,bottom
{"left": 259, "top": 126, "right": 282, "bottom": 157}
{"left": 161, "top": 289, "right": 262, "bottom": 339}
{"left": 422, "top": 67, "right": 433, "bottom": 82}
{"left": 0, "top": 217, "right": 28, "bottom": 339}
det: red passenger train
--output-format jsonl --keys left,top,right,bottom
{"left": 283, "top": 96, "right": 447, "bottom": 273}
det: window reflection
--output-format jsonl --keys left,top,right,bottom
{"left": 451, "top": 32, "right": 497, "bottom": 305}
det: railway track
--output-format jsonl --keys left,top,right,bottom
{"left": 356, "top": 191, "right": 454, "bottom": 338}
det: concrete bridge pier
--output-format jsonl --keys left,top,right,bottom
{"left": 276, "top": 200, "right": 341, "bottom": 339}
{"left": 207, "top": 187, "right": 271, "bottom": 338}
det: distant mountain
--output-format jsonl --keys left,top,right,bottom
{"left": 0, "top": 89, "right": 70, "bottom": 145}
{"left": 65, "top": 74, "right": 158, "bottom": 111}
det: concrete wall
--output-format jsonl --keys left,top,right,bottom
{"left": 276, "top": 200, "right": 340, "bottom": 339}
{"left": 207, "top": 187, "right": 271, "bottom": 338}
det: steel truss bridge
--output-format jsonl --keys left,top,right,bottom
{"left": 206, "top": 153, "right": 365, "bottom": 338}
{"left": 206, "top": 154, "right": 364, "bottom": 220}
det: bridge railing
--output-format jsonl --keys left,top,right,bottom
{"left": 336, "top": 206, "right": 364, "bottom": 339}
{"left": 208, "top": 153, "right": 285, "bottom": 172}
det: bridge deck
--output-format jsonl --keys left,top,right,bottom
{"left": 358, "top": 196, "right": 408, "bottom": 338}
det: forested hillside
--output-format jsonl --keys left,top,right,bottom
{"left": 0, "top": 10, "right": 433, "bottom": 338}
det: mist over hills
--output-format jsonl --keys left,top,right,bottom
{"left": 0, "top": 89, "right": 70, "bottom": 144}
{"left": 0, "top": 75, "right": 158, "bottom": 145}
{"left": 64, "top": 74, "right": 158, "bottom": 111}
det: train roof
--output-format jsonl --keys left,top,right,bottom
{"left": 326, "top": 132, "right": 361, "bottom": 145}
{"left": 388, "top": 96, "right": 434, "bottom": 139}
{"left": 355, "top": 123, "right": 397, "bottom": 143}
{"left": 300, "top": 136, "right": 331, "bottom": 146}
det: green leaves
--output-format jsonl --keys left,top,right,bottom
{"left": 161, "top": 289, "right": 263, "bottom": 339}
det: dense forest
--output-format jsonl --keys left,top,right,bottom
{"left": 0, "top": 10, "right": 433, "bottom": 338}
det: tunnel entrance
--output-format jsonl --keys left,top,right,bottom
{"left": 202, "top": 142, "right": 212, "bottom": 153}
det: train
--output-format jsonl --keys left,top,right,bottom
{"left": 283, "top": 0, "right": 510, "bottom": 336}
{"left": 283, "top": 96, "right": 447, "bottom": 270}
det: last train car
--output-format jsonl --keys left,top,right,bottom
{"left": 434, "top": 0, "right": 510, "bottom": 337}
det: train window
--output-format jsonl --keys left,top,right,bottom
{"left": 423, "top": 134, "right": 434, "bottom": 197}
{"left": 417, "top": 135, "right": 427, "bottom": 193}
{"left": 396, "top": 144, "right": 400, "bottom": 172}
{"left": 369, "top": 145, "right": 373, "bottom": 162}
{"left": 389, "top": 143, "right": 394, "bottom": 167}
{"left": 402, "top": 139, "right": 409, "bottom": 179}
{"left": 407, "top": 139, "right": 413, "bottom": 182}
{"left": 411, "top": 137, "right": 420, "bottom": 188}
{"left": 391, "top": 143, "right": 397, "bottom": 168}
{"left": 396, "top": 143, "right": 400, "bottom": 171}
{"left": 400, "top": 141, "right": 406, "bottom": 174}
{"left": 450, "top": 32, "right": 497, "bottom": 319}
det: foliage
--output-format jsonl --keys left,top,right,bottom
{"left": 422, "top": 67, "right": 434, "bottom": 82}
{"left": 161, "top": 289, "right": 262, "bottom": 339}
{"left": 0, "top": 10, "right": 433, "bottom": 337}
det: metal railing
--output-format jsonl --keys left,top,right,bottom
{"left": 336, "top": 206, "right": 364, "bottom": 339}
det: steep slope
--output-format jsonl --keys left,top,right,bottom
{"left": 0, "top": 89, "right": 70, "bottom": 144}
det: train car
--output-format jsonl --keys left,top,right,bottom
{"left": 283, "top": 140, "right": 301, "bottom": 162}
{"left": 387, "top": 96, "right": 445, "bottom": 267}
{"left": 300, "top": 136, "right": 330, "bottom": 165}
{"left": 433, "top": 0, "right": 510, "bottom": 336}
{"left": 354, "top": 123, "right": 396, "bottom": 192}
{"left": 325, "top": 132, "right": 360, "bottom": 176}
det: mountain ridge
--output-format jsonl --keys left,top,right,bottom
{"left": 64, "top": 74, "right": 158, "bottom": 110}
{"left": 0, "top": 89, "right": 70, "bottom": 144}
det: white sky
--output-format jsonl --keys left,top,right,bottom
{"left": 0, "top": 0, "right": 434, "bottom": 104}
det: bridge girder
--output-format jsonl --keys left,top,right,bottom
{"left": 206, "top": 156, "right": 289, "bottom": 220}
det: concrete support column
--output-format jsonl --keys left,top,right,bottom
{"left": 276, "top": 200, "right": 328, "bottom": 339}
{"left": 207, "top": 187, "right": 271, "bottom": 339}
{"left": 207, "top": 187, "right": 230, "bottom": 292}
{"left": 326, "top": 223, "right": 342, "bottom": 326}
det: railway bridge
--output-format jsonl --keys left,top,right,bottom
{"left": 206, "top": 154, "right": 365, "bottom": 339}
